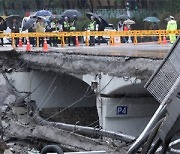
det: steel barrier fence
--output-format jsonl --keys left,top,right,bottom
{"left": 1, "top": 30, "right": 179, "bottom": 48}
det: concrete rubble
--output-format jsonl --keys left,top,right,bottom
{"left": 0, "top": 73, "right": 131, "bottom": 153}
{"left": 0, "top": 47, "right": 168, "bottom": 153}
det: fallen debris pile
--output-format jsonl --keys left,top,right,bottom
{"left": 0, "top": 73, "right": 132, "bottom": 154}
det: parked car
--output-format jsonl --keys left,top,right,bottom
{"left": 103, "top": 24, "right": 116, "bottom": 40}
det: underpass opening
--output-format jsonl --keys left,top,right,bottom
{"left": 4, "top": 70, "right": 98, "bottom": 127}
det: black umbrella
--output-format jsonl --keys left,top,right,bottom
{"left": 118, "top": 14, "right": 129, "bottom": 20}
{"left": 62, "top": 9, "right": 82, "bottom": 19}
{"left": 21, "top": 17, "right": 37, "bottom": 31}
{"left": 98, "top": 15, "right": 109, "bottom": 27}
{"left": 86, "top": 12, "right": 101, "bottom": 24}
{"left": 5, "top": 15, "right": 22, "bottom": 29}
{"left": 35, "top": 10, "right": 52, "bottom": 17}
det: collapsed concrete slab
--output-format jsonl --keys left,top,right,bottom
{"left": 19, "top": 51, "right": 163, "bottom": 81}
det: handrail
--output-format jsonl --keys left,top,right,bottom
{"left": 2, "top": 30, "right": 179, "bottom": 48}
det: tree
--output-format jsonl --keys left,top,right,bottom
{"left": 97, "top": 0, "right": 102, "bottom": 8}
{"left": 107, "top": 0, "right": 111, "bottom": 9}
{"left": 89, "top": 0, "right": 94, "bottom": 12}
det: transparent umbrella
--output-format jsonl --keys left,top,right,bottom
{"left": 143, "top": 17, "right": 160, "bottom": 23}
{"left": 123, "top": 19, "right": 135, "bottom": 25}
{"left": 34, "top": 10, "right": 52, "bottom": 17}
{"left": 21, "top": 17, "right": 37, "bottom": 31}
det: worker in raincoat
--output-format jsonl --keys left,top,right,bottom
{"left": 62, "top": 16, "right": 70, "bottom": 46}
{"left": 69, "top": 15, "right": 77, "bottom": 46}
{"left": 50, "top": 19, "right": 59, "bottom": 47}
{"left": 36, "top": 17, "right": 45, "bottom": 47}
{"left": 88, "top": 16, "right": 96, "bottom": 46}
{"left": 167, "top": 16, "right": 177, "bottom": 44}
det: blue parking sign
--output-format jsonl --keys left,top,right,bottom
{"left": 117, "top": 106, "right": 128, "bottom": 115}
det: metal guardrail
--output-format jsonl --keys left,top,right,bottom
{"left": 1, "top": 30, "right": 179, "bottom": 48}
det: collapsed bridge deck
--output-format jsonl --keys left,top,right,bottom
{"left": 14, "top": 43, "right": 171, "bottom": 80}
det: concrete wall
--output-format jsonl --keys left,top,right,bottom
{"left": 83, "top": 74, "right": 148, "bottom": 95}
{"left": 83, "top": 74, "right": 159, "bottom": 137}
{"left": 101, "top": 97, "right": 159, "bottom": 137}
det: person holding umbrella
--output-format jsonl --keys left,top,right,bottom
{"left": 11, "top": 18, "right": 19, "bottom": 47}
{"left": 88, "top": 16, "right": 96, "bottom": 46}
{"left": 28, "top": 23, "right": 36, "bottom": 47}
{"left": 151, "top": 22, "right": 159, "bottom": 41}
{"left": 0, "top": 19, "right": 6, "bottom": 46}
{"left": 50, "top": 18, "right": 59, "bottom": 47}
{"left": 69, "top": 15, "right": 77, "bottom": 46}
{"left": 35, "top": 17, "right": 45, "bottom": 47}
{"left": 167, "top": 15, "right": 177, "bottom": 44}
{"left": 62, "top": 16, "right": 70, "bottom": 46}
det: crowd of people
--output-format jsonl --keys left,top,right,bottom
{"left": 0, "top": 13, "right": 178, "bottom": 47}
{"left": 117, "top": 15, "right": 178, "bottom": 44}
{"left": 22, "top": 14, "right": 101, "bottom": 47}
{"left": 20, "top": 14, "right": 98, "bottom": 47}
{"left": 23, "top": 15, "right": 78, "bottom": 47}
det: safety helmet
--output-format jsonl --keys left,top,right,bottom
{"left": 91, "top": 16, "right": 94, "bottom": 19}
{"left": 64, "top": 16, "right": 68, "bottom": 20}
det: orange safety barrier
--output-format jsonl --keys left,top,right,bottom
{"left": 61, "top": 36, "right": 65, "bottom": 47}
{"left": 158, "top": 35, "right": 162, "bottom": 44}
{"left": 0, "top": 30, "right": 180, "bottom": 48}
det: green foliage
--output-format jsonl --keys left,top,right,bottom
{"left": 76, "top": 16, "right": 90, "bottom": 31}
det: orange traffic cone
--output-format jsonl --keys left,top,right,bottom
{"left": 43, "top": 38, "right": 48, "bottom": 52}
{"left": 75, "top": 36, "right": 79, "bottom": 46}
{"left": 162, "top": 36, "right": 167, "bottom": 44}
{"left": 26, "top": 39, "right": 31, "bottom": 52}
{"left": 18, "top": 38, "right": 23, "bottom": 47}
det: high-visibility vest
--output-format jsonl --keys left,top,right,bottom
{"left": 70, "top": 20, "right": 76, "bottom": 31}
{"left": 63, "top": 21, "right": 69, "bottom": 30}
{"left": 167, "top": 20, "right": 177, "bottom": 31}
{"left": 70, "top": 26, "right": 75, "bottom": 30}
{"left": 89, "top": 21, "right": 96, "bottom": 31}
{"left": 51, "top": 22, "right": 58, "bottom": 31}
